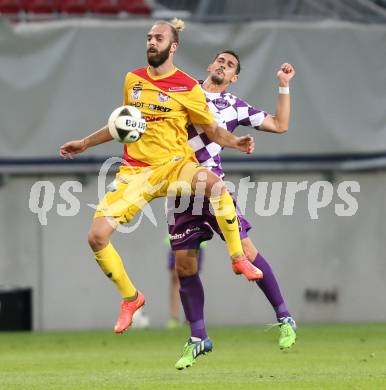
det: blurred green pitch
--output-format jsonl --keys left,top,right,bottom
{"left": 0, "top": 324, "right": 385, "bottom": 389}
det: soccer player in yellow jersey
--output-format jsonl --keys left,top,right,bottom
{"left": 60, "top": 19, "right": 262, "bottom": 334}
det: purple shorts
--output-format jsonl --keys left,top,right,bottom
{"left": 167, "top": 195, "right": 251, "bottom": 251}
{"left": 168, "top": 249, "right": 204, "bottom": 271}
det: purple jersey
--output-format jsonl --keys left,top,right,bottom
{"left": 167, "top": 83, "right": 267, "bottom": 250}
{"left": 187, "top": 83, "right": 268, "bottom": 178}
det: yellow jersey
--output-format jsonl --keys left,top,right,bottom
{"left": 122, "top": 66, "right": 214, "bottom": 166}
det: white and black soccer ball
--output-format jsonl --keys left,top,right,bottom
{"left": 108, "top": 105, "right": 147, "bottom": 144}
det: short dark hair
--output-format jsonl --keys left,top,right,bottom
{"left": 214, "top": 50, "right": 241, "bottom": 74}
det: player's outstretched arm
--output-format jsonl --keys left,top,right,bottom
{"left": 59, "top": 125, "right": 113, "bottom": 159}
{"left": 259, "top": 62, "right": 295, "bottom": 133}
{"left": 200, "top": 122, "right": 255, "bottom": 154}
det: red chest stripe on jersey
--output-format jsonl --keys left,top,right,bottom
{"left": 132, "top": 67, "right": 197, "bottom": 93}
{"left": 123, "top": 146, "right": 150, "bottom": 167}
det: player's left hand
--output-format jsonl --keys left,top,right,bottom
{"left": 236, "top": 135, "right": 255, "bottom": 154}
{"left": 277, "top": 63, "right": 295, "bottom": 85}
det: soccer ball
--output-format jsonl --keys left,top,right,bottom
{"left": 108, "top": 105, "right": 147, "bottom": 143}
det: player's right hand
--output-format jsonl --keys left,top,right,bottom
{"left": 59, "top": 139, "right": 87, "bottom": 159}
{"left": 235, "top": 135, "right": 255, "bottom": 154}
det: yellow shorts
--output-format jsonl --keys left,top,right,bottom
{"left": 94, "top": 156, "right": 206, "bottom": 223}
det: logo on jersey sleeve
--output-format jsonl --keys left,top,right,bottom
{"left": 158, "top": 92, "right": 170, "bottom": 102}
{"left": 130, "top": 82, "right": 143, "bottom": 100}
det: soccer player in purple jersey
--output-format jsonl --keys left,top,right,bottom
{"left": 169, "top": 51, "right": 296, "bottom": 369}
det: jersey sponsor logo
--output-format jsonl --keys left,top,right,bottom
{"left": 144, "top": 115, "right": 166, "bottom": 122}
{"left": 169, "top": 232, "right": 184, "bottom": 240}
{"left": 130, "top": 82, "right": 143, "bottom": 100}
{"left": 213, "top": 98, "right": 230, "bottom": 110}
{"left": 168, "top": 86, "right": 188, "bottom": 92}
{"left": 158, "top": 92, "right": 170, "bottom": 102}
{"left": 148, "top": 103, "right": 172, "bottom": 112}
{"left": 130, "top": 101, "right": 145, "bottom": 108}
{"left": 169, "top": 226, "right": 201, "bottom": 241}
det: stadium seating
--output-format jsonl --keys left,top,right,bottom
{"left": 89, "top": 0, "right": 151, "bottom": 16}
{"left": 120, "top": 0, "right": 151, "bottom": 15}
{"left": 88, "top": 0, "right": 120, "bottom": 14}
{"left": 24, "top": 0, "right": 57, "bottom": 14}
{"left": 0, "top": 0, "right": 24, "bottom": 15}
{"left": 0, "top": 0, "right": 152, "bottom": 17}
{"left": 57, "top": 0, "right": 89, "bottom": 14}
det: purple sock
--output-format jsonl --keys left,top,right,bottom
{"left": 252, "top": 253, "right": 290, "bottom": 321}
{"left": 179, "top": 273, "right": 207, "bottom": 340}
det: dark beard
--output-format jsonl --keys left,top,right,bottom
{"left": 210, "top": 73, "right": 224, "bottom": 85}
{"left": 147, "top": 43, "right": 172, "bottom": 68}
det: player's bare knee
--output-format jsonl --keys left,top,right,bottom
{"left": 175, "top": 257, "right": 197, "bottom": 276}
{"left": 88, "top": 217, "right": 115, "bottom": 251}
{"left": 176, "top": 263, "right": 193, "bottom": 276}
{"left": 87, "top": 229, "right": 109, "bottom": 251}
{"left": 205, "top": 177, "right": 226, "bottom": 198}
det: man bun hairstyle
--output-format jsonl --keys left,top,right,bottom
{"left": 154, "top": 18, "right": 185, "bottom": 44}
{"left": 170, "top": 18, "right": 185, "bottom": 32}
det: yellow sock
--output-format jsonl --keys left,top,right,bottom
{"left": 94, "top": 242, "right": 137, "bottom": 298}
{"left": 209, "top": 192, "right": 244, "bottom": 260}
